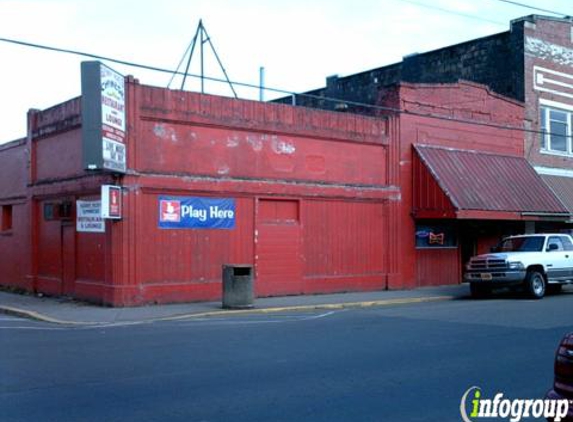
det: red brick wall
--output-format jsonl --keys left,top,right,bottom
{"left": 107, "top": 84, "right": 397, "bottom": 304}
{"left": 0, "top": 141, "right": 30, "bottom": 290}
{"left": 523, "top": 18, "right": 573, "bottom": 169}
{"left": 383, "top": 81, "right": 525, "bottom": 288}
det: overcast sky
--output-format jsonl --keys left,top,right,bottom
{"left": 0, "top": 0, "right": 571, "bottom": 143}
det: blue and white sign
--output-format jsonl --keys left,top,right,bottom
{"left": 158, "top": 196, "right": 235, "bottom": 229}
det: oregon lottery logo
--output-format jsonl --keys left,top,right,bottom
{"left": 160, "top": 200, "right": 181, "bottom": 223}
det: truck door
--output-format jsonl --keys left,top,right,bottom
{"left": 545, "top": 236, "right": 572, "bottom": 281}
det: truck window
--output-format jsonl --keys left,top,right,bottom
{"left": 499, "top": 236, "right": 544, "bottom": 252}
{"left": 547, "top": 236, "right": 564, "bottom": 251}
{"left": 559, "top": 236, "right": 573, "bottom": 251}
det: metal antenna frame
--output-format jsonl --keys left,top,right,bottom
{"left": 168, "top": 19, "right": 238, "bottom": 98}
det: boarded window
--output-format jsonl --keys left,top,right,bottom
{"left": 259, "top": 199, "right": 299, "bottom": 224}
{"left": 1, "top": 205, "right": 13, "bottom": 231}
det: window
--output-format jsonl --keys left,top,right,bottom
{"left": 498, "top": 236, "right": 544, "bottom": 252}
{"left": 547, "top": 236, "right": 565, "bottom": 251}
{"left": 540, "top": 106, "right": 572, "bottom": 154}
{"left": 560, "top": 236, "right": 573, "bottom": 251}
{"left": 1, "top": 205, "right": 12, "bottom": 232}
{"left": 43, "top": 202, "right": 73, "bottom": 221}
{"left": 415, "top": 223, "right": 457, "bottom": 249}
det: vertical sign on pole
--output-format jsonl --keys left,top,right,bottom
{"left": 81, "top": 61, "right": 127, "bottom": 173}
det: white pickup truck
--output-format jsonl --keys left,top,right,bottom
{"left": 464, "top": 233, "right": 573, "bottom": 299}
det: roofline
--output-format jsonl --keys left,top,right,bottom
{"left": 0, "top": 138, "right": 26, "bottom": 152}
{"left": 398, "top": 79, "right": 524, "bottom": 107}
{"left": 511, "top": 14, "right": 573, "bottom": 26}
{"left": 309, "top": 31, "right": 510, "bottom": 90}
{"left": 413, "top": 143, "right": 523, "bottom": 159}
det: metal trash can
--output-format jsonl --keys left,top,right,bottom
{"left": 222, "top": 264, "right": 254, "bottom": 309}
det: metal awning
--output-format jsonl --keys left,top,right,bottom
{"left": 412, "top": 145, "right": 570, "bottom": 220}
{"left": 540, "top": 174, "right": 573, "bottom": 220}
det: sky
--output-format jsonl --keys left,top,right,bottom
{"left": 0, "top": 0, "right": 572, "bottom": 143}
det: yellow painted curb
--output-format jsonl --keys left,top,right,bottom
{"left": 156, "top": 295, "right": 454, "bottom": 321}
{"left": 0, "top": 306, "right": 101, "bottom": 326}
{"left": 0, "top": 295, "right": 455, "bottom": 326}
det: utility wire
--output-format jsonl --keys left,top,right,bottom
{"left": 0, "top": 35, "right": 562, "bottom": 139}
{"left": 394, "top": 0, "right": 506, "bottom": 25}
{"left": 491, "top": 0, "right": 569, "bottom": 17}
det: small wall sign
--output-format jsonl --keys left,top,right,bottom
{"left": 101, "top": 185, "right": 122, "bottom": 219}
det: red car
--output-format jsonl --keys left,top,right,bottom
{"left": 547, "top": 333, "right": 573, "bottom": 421}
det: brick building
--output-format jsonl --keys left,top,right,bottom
{"left": 0, "top": 61, "right": 567, "bottom": 305}
{"left": 280, "top": 13, "right": 573, "bottom": 246}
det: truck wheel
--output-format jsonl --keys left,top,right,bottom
{"left": 470, "top": 283, "right": 491, "bottom": 298}
{"left": 525, "top": 271, "right": 546, "bottom": 299}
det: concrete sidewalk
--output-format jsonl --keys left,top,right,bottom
{"left": 0, "top": 285, "right": 469, "bottom": 325}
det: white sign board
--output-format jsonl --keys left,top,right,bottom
{"left": 100, "top": 64, "right": 126, "bottom": 172}
{"left": 81, "top": 61, "right": 127, "bottom": 173}
{"left": 76, "top": 200, "right": 105, "bottom": 233}
{"left": 100, "top": 65, "right": 126, "bottom": 133}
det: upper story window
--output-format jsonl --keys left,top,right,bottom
{"left": 540, "top": 106, "right": 572, "bottom": 154}
{"left": 1, "top": 205, "right": 12, "bottom": 232}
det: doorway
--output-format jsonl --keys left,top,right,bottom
{"left": 255, "top": 199, "right": 303, "bottom": 296}
{"left": 61, "top": 223, "right": 76, "bottom": 296}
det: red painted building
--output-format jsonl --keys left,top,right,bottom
{"left": 0, "top": 70, "right": 568, "bottom": 306}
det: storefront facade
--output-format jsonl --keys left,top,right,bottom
{"left": 0, "top": 67, "right": 568, "bottom": 305}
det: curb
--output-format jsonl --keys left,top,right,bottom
{"left": 0, "top": 306, "right": 103, "bottom": 326}
{"left": 0, "top": 295, "right": 455, "bottom": 326}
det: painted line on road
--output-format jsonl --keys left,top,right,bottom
{"left": 170, "top": 310, "right": 341, "bottom": 327}
{"left": 0, "top": 311, "right": 341, "bottom": 331}
{"left": 158, "top": 296, "right": 455, "bottom": 322}
{"left": 0, "top": 295, "right": 455, "bottom": 326}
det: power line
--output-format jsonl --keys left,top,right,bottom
{"left": 491, "top": 0, "right": 569, "bottom": 17}
{"left": 394, "top": 0, "right": 506, "bottom": 25}
{"left": 0, "top": 35, "right": 561, "bottom": 139}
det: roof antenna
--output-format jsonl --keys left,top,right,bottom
{"left": 167, "top": 19, "right": 238, "bottom": 98}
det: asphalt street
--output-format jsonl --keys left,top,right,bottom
{"left": 2, "top": 292, "right": 573, "bottom": 422}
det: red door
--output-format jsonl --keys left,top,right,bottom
{"left": 61, "top": 224, "right": 76, "bottom": 296}
{"left": 255, "top": 199, "right": 303, "bottom": 297}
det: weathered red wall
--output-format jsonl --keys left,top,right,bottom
{"left": 35, "top": 129, "right": 83, "bottom": 181}
{"left": 138, "top": 121, "right": 387, "bottom": 186}
{"left": 411, "top": 151, "right": 455, "bottom": 218}
{"left": 302, "top": 199, "right": 387, "bottom": 294}
{"left": 132, "top": 193, "right": 254, "bottom": 303}
{"left": 416, "top": 249, "right": 459, "bottom": 287}
{"left": 0, "top": 77, "right": 528, "bottom": 305}
{"left": 0, "top": 140, "right": 30, "bottom": 290}
{"left": 0, "top": 140, "right": 28, "bottom": 199}
{"left": 0, "top": 98, "right": 112, "bottom": 302}
{"left": 104, "top": 84, "right": 396, "bottom": 305}
{"left": 380, "top": 81, "right": 525, "bottom": 288}
{"left": 36, "top": 202, "right": 63, "bottom": 294}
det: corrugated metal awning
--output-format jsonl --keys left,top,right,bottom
{"left": 413, "top": 145, "right": 570, "bottom": 220}
{"left": 540, "top": 174, "right": 573, "bottom": 218}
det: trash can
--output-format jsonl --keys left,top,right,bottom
{"left": 222, "top": 264, "right": 254, "bottom": 309}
